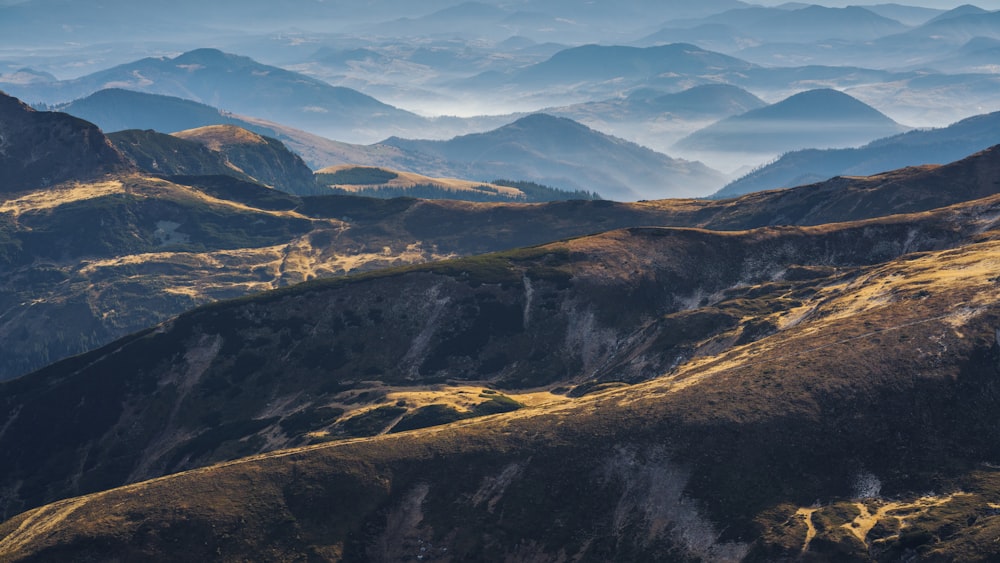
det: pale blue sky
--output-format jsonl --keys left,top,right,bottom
{"left": 757, "top": 0, "right": 999, "bottom": 7}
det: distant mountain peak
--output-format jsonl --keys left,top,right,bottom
{"left": 172, "top": 48, "right": 243, "bottom": 66}
{"left": 674, "top": 88, "right": 906, "bottom": 155}
{"left": 927, "top": 3, "right": 989, "bottom": 24}
{"left": 747, "top": 88, "right": 897, "bottom": 122}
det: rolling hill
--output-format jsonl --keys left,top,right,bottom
{"left": 48, "top": 88, "right": 408, "bottom": 171}
{"left": 313, "top": 165, "right": 598, "bottom": 202}
{"left": 107, "top": 126, "right": 324, "bottom": 197}
{"left": 172, "top": 126, "right": 322, "bottom": 196}
{"left": 460, "top": 43, "right": 758, "bottom": 97}
{"left": 52, "top": 88, "right": 252, "bottom": 136}
{"left": 3, "top": 161, "right": 1000, "bottom": 559}
{"left": 717, "top": 108, "right": 1000, "bottom": 198}
{"left": 380, "top": 113, "right": 725, "bottom": 200}
{"left": 673, "top": 88, "right": 909, "bottom": 156}
{"left": 548, "top": 84, "right": 766, "bottom": 123}
{"left": 4, "top": 86, "right": 1000, "bottom": 385}
{"left": 662, "top": 4, "right": 909, "bottom": 43}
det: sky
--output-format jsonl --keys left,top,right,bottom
{"left": 759, "top": 0, "right": 999, "bottom": 6}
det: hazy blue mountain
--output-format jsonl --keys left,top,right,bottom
{"left": 461, "top": 43, "right": 757, "bottom": 95}
{"left": 674, "top": 88, "right": 908, "bottom": 154}
{"left": 48, "top": 88, "right": 387, "bottom": 171}
{"left": 0, "top": 49, "right": 426, "bottom": 143}
{"left": 751, "top": 6, "right": 908, "bottom": 42}
{"left": 54, "top": 88, "right": 252, "bottom": 134}
{"left": 381, "top": 113, "right": 724, "bottom": 200}
{"left": 716, "top": 109, "right": 1000, "bottom": 197}
{"left": 367, "top": 2, "right": 511, "bottom": 38}
{"left": 549, "top": 84, "right": 766, "bottom": 123}
{"left": 662, "top": 6, "right": 793, "bottom": 29}
{"left": 936, "top": 36, "right": 1000, "bottom": 69}
{"left": 862, "top": 3, "right": 944, "bottom": 26}
{"left": 636, "top": 23, "right": 759, "bottom": 53}
{"left": 664, "top": 5, "right": 908, "bottom": 42}
{"left": 923, "top": 4, "right": 991, "bottom": 25}
{"left": 876, "top": 7, "right": 1000, "bottom": 50}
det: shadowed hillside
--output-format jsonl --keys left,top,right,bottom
{"left": 2, "top": 97, "right": 999, "bottom": 382}
{"left": 0, "top": 91, "right": 130, "bottom": 192}
{"left": 2, "top": 187, "right": 1000, "bottom": 559}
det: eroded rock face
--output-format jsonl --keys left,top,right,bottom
{"left": 0, "top": 92, "right": 130, "bottom": 193}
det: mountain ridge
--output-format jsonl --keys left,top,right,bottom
{"left": 381, "top": 113, "right": 725, "bottom": 200}
{"left": 2, "top": 183, "right": 1000, "bottom": 559}
{"left": 0, "top": 91, "right": 131, "bottom": 192}
{"left": 674, "top": 88, "right": 909, "bottom": 155}
{"left": 717, "top": 108, "right": 1000, "bottom": 197}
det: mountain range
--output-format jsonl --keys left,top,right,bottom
{"left": 2, "top": 139, "right": 1000, "bottom": 559}
{"left": 674, "top": 88, "right": 909, "bottom": 156}
{"left": 47, "top": 87, "right": 726, "bottom": 200}
{"left": 5, "top": 2, "right": 1000, "bottom": 561}
{"left": 381, "top": 113, "right": 725, "bottom": 200}
{"left": 718, "top": 108, "right": 1000, "bottom": 198}
{"left": 2, "top": 49, "right": 426, "bottom": 144}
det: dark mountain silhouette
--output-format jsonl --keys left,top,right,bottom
{"left": 381, "top": 113, "right": 725, "bottom": 200}
{"left": 0, "top": 91, "right": 130, "bottom": 193}
{"left": 718, "top": 109, "right": 1000, "bottom": 197}
{"left": 674, "top": 88, "right": 908, "bottom": 155}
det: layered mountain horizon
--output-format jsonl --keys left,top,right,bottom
{"left": 3, "top": 2, "right": 1000, "bottom": 561}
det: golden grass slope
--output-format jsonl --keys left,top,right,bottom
{"left": 315, "top": 164, "right": 524, "bottom": 198}
{"left": 172, "top": 124, "right": 270, "bottom": 150}
{"left": 3, "top": 209, "right": 1000, "bottom": 561}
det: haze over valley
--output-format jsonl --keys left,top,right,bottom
{"left": 3, "top": 1, "right": 1000, "bottom": 561}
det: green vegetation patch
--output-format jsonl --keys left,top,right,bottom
{"left": 316, "top": 167, "right": 398, "bottom": 185}
{"left": 492, "top": 179, "right": 602, "bottom": 202}
{"left": 325, "top": 183, "right": 521, "bottom": 202}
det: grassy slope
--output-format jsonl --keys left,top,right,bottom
{"left": 1, "top": 144, "right": 998, "bottom": 382}
{"left": 1, "top": 228, "right": 999, "bottom": 560}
